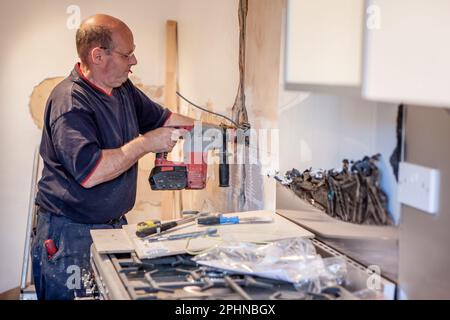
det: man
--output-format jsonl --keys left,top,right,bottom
{"left": 31, "top": 14, "right": 194, "bottom": 300}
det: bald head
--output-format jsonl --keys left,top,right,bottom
{"left": 76, "top": 14, "right": 133, "bottom": 65}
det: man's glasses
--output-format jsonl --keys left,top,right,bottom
{"left": 100, "top": 46, "right": 136, "bottom": 61}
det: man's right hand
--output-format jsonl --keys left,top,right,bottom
{"left": 142, "top": 127, "right": 178, "bottom": 153}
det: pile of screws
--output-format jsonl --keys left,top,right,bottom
{"left": 278, "top": 154, "right": 392, "bottom": 225}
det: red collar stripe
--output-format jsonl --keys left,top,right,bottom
{"left": 76, "top": 63, "right": 113, "bottom": 97}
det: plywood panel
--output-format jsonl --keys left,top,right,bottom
{"left": 90, "top": 229, "right": 134, "bottom": 254}
{"left": 123, "top": 210, "right": 314, "bottom": 259}
{"left": 229, "top": 0, "right": 283, "bottom": 212}
{"left": 245, "top": 0, "right": 282, "bottom": 128}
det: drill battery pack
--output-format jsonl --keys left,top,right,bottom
{"left": 149, "top": 165, "right": 188, "bottom": 190}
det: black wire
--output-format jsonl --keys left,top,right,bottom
{"left": 176, "top": 91, "right": 239, "bottom": 128}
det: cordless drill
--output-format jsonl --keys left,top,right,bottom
{"left": 149, "top": 123, "right": 230, "bottom": 190}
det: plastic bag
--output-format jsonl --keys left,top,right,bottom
{"left": 193, "top": 238, "right": 347, "bottom": 293}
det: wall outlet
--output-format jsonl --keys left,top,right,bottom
{"left": 398, "top": 162, "right": 440, "bottom": 214}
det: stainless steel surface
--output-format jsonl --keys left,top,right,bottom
{"left": 399, "top": 105, "right": 450, "bottom": 299}
{"left": 276, "top": 184, "right": 399, "bottom": 282}
{"left": 102, "top": 252, "right": 333, "bottom": 300}
{"left": 311, "top": 238, "right": 396, "bottom": 299}
{"left": 90, "top": 183, "right": 397, "bottom": 300}
{"left": 90, "top": 244, "right": 130, "bottom": 300}
{"left": 318, "top": 237, "right": 398, "bottom": 283}
{"left": 90, "top": 238, "right": 395, "bottom": 300}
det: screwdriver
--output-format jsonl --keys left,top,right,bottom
{"left": 147, "top": 227, "right": 218, "bottom": 242}
{"left": 136, "top": 211, "right": 209, "bottom": 238}
{"left": 136, "top": 219, "right": 177, "bottom": 238}
{"left": 197, "top": 214, "right": 273, "bottom": 226}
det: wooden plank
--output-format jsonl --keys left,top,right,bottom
{"left": 164, "top": 20, "right": 178, "bottom": 111}
{"left": 123, "top": 210, "right": 314, "bottom": 259}
{"left": 276, "top": 209, "right": 398, "bottom": 240}
{"left": 161, "top": 20, "right": 180, "bottom": 221}
{"left": 245, "top": 0, "right": 282, "bottom": 128}
{"left": 90, "top": 229, "right": 134, "bottom": 254}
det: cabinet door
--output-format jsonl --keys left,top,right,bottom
{"left": 362, "top": 0, "right": 450, "bottom": 108}
{"left": 285, "top": 0, "right": 364, "bottom": 92}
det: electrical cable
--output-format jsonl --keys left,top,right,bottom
{"left": 176, "top": 91, "right": 240, "bottom": 128}
{"left": 184, "top": 235, "right": 223, "bottom": 255}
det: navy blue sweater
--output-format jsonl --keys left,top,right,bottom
{"left": 36, "top": 64, "right": 170, "bottom": 223}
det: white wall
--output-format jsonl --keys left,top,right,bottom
{"left": 0, "top": 0, "right": 239, "bottom": 293}
{"left": 175, "top": 0, "right": 240, "bottom": 214}
{"left": 177, "top": 0, "right": 239, "bottom": 113}
{"left": 278, "top": 94, "right": 400, "bottom": 223}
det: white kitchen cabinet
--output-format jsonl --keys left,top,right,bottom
{"left": 362, "top": 0, "right": 450, "bottom": 108}
{"left": 285, "top": 0, "right": 364, "bottom": 92}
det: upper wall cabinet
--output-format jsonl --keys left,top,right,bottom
{"left": 363, "top": 0, "right": 450, "bottom": 108}
{"left": 285, "top": 0, "right": 364, "bottom": 93}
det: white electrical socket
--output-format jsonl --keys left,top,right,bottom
{"left": 398, "top": 162, "right": 440, "bottom": 215}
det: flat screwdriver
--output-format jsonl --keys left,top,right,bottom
{"left": 197, "top": 214, "right": 273, "bottom": 226}
{"left": 147, "top": 227, "right": 218, "bottom": 242}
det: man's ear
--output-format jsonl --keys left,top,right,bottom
{"left": 90, "top": 47, "right": 104, "bottom": 65}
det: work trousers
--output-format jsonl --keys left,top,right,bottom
{"left": 31, "top": 211, "right": 127, "bottom": 300}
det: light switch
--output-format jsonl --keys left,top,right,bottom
{"left": 398, "top": 162, "right": 440, "bottom": 214}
